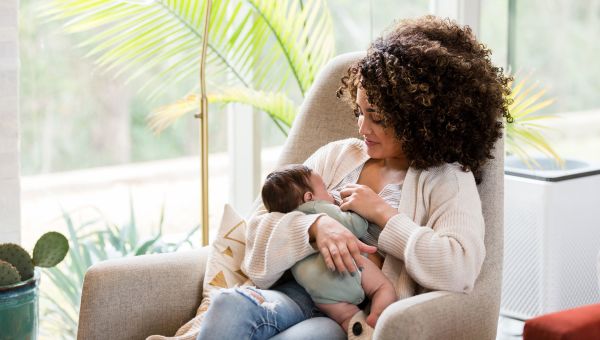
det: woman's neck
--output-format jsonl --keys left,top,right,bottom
{"left": 362, "top": 157, "right": 409, "bottom": 188}
{"left": 371, "top": 157, "right": 410, "bottom": 172}
{"left": 382, "top": 157, "right": 410, "bottom": 171}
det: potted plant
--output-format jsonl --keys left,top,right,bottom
{"left": 0, "top": 231, "right": 69, "bottom": 339}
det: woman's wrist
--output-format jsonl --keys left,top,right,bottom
{"left": 375, "top": 205, "right": 399, "bottom": 228}
{"left": 308, "top": 215, "right": 326, "bottom": 241}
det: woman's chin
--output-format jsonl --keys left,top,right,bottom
{"left": 366, "top": 148, "right": 382, "bottom": 159}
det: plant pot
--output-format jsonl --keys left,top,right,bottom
{"left": 0, "top": 269, "right": 40, "bottom": 340}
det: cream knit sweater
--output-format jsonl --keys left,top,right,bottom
{"left": 242, "top": 138, "right": 486, "bottom": 300}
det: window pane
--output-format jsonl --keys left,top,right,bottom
{"left": 19, "top": 0, "right": 208, "bottom": 176}
{"left": 480, "top": 0, "right": 509, "bottom": 70}
{"left": 481, "top": 0, "right": 600, "bottom": 162}
{"left": 19, "top": 0, "right": 212, "bottom": 252}
{"left": 329, "top": 0, "right": 431, "bottom": 54}
{"left": 508, "top": 0, "right": 600, "bottom": 113}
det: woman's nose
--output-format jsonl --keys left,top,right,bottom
{"left": 358, "top": 116, "right": 371, "bottom": 135}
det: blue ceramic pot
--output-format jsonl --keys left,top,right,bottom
{"left": 0, "top": 269, "right": 39, "bottom": 340}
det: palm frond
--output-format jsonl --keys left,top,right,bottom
{"left": 147, "top": 88, "right": 297, "bottom": 134}
{"left": 147, "top": 93, "right": 199, "bottom": 133}
{"left": 210, "top": 87, "right": 297, "bottom": 132}
{"left": 40, "top": 0, "right": 335, "bottom": 98}
{"left": 40, "top": 0, "right": 287, "bottom": 99}
{"left": 246, "top": 0, "right": 335, "bottom": 95}
{"left": 505, "top": 75, "right": 563, "bottom": 167}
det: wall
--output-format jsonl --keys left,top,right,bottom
{"left": 0, "top": 0, "right": 20, "bottom": 244}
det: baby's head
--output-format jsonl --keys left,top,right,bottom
{"left": 261, "top": 164, "right": 334, "bottom": 213}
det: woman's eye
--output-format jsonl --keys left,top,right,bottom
{"left": 371, "top": 116, "right": 384, "bottom": 125}
{"left": 353, "top": 108, "right": 362, "bottom": 118}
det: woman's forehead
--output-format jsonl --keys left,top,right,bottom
{"left": 356, "top": 88, "right": 376, "bottom": 109}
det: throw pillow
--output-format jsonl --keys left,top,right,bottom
{"left": 146, "top": 204, "right": 250, "bottom": 340}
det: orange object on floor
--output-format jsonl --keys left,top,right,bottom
{"left": 523, "top": 304, "right": 600, "bottom": 340}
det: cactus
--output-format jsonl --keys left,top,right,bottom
{"left": 0, "top": 260, "right": 21, "bottom": 286}
{"left": 0, "top": 231, "right": 69, "bottom": 287}
{"left": 0, "top": 243, "right": 34, "bottom": 281}
{"left": 33, "top": 231, "right": 69, "bottom": 268}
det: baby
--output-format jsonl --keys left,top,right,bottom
{"left": 261, "top": 164, "right": 397, "bottom": 332}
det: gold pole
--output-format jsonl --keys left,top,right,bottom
{"left": 199, "top": 0, "right": 212, "bottom": 246}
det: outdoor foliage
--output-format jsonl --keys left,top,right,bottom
{"left": 39, "top": 202, "right": 199, "bottom": 339}
{"left": 40, "top": 0, "right": 335, "bottom": 136}
{"left": 506, "top": 75, "right": 562, "bottom": 167}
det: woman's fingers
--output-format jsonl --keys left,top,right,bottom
{"left": 339, "top": 199, "right": 351, "bottom": 211}
{"left": 320, "top": 242, "right": 357, "bottom": 273}
{"left": 338, "top": 187, "right": 355, "bottom": 199}
{"left": 357, "top": 240, "right": 378, "bottom": 254}
{"left": 328, "top": 245, "right": 348, "bottom": 273}
{"left": 320, "top": 246, "right": 336, "bottom": 271}
{"left": 347, "top": 240, "right": 364, "bottom": 270}
{"left": 337, "top": 242, "right": 358, "bottom": 273}
{"left": 313, "top": 215, "right": 372, "bottom": 273}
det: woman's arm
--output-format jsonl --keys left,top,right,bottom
{"left": 378, "top": 169, "right": 486, "bottom": 293}
{"left": 242, "top": 205, "right": 324, "bottom": 289}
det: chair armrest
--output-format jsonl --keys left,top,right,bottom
{"left": 77, "top": 247, "right": 210, "bottom": 340}
{"left": 374, "top": 290, "right": 499, "bottom": 340}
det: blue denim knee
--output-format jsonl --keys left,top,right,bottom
{"left": 197, "top": 287, "right": 295, "bottom": 340}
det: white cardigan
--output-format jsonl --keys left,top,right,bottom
{"left": 242, "top": 138, "right": 486, "bottom": 300}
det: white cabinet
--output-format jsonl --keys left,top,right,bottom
{"left": 501, "top": 158, "right": 600, "bottom": 320}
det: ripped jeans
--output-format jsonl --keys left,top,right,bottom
{"left": 196, "top": 280, "right": 346, "bottom": 340}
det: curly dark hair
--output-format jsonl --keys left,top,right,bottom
{"left": 261, "top": 164, "right": 313, "bottom": 213}
{"left": 337, "top": 15, "right": 512, "bottom": 183}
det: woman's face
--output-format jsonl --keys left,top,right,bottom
{"left": 355, "top": 87, "right": 404, "bottom": 160}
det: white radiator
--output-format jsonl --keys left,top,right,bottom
{"left": 501, "top": 158, "right": 600, "bottom": 320}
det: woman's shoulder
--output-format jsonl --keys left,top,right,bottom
{"left": 412, "top": 163, "right": 480, "bottom": 209}
{"left": 416, "top": 162, "right": 477, "bottom": 191}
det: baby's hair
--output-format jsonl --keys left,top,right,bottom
{"left": 262, "top": 164, "right": 313, "bottom": 213}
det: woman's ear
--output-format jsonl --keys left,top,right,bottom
{"left": 303, "top": 192, "right": 313, "bottom": 202}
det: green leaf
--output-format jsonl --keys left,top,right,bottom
{"left": 505, "top": 75, "right": 562, "bottom": 166}
{"left": 147, "top": 88, "right": 297, "bottom": 135}
{"left": 61, "top": 207, "right": 86, "bottom": 284}
{"left": 40, "top": 0, "right": 334, "bottom": 129}
{"left": 33, "top": 231, "right": 69, "bottom": 268}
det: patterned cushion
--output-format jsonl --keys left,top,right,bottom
{"left": 202, "top": 204, "right": 251, "bottom": 295}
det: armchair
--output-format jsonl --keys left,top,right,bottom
{"left": 77, "top": 52, "right": 504, "bottom": 340}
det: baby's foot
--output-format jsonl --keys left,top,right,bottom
{"left": 366, "top": 282, "right": 396, "bottom": 327}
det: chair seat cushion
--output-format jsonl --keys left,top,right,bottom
{"left": 523, "top": 304, "right": 600, "bottom": 340}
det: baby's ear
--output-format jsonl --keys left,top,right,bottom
{"left": 303, "top": 192, "right": 313, "bottom": 202}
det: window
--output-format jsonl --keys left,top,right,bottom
{"left": 481, "top": 0, "right": 600, "bottom": 162}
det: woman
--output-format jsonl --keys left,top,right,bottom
{"left": 197, "top": 15, "right": 511, "bottom": 340}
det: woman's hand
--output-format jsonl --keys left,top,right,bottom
{"left": 309, "top": 215, "right": 377, "bottom": 274}
{"left": 339, "top": 183, "right": 398, "bottom": 227}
